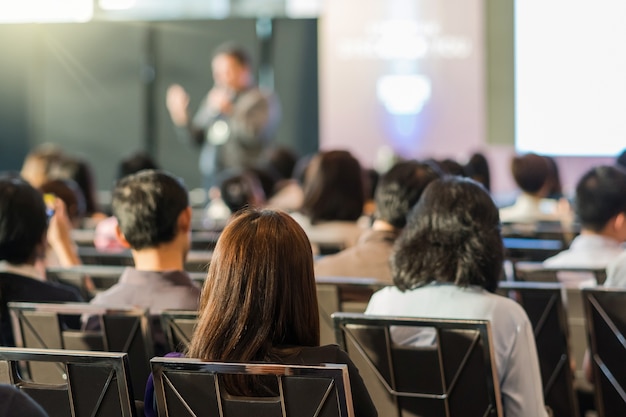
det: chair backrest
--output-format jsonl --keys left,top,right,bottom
{"left": 8, "top": 302, "right": 152, "bottom": 400}
{"left": 497, "top": 281, "right": 579, "bottom": 417}
{"left": 582, "top": 287, "right": 626, "bottom": 417}
{"left": 332, "top": 313, "right": 502, "bottom": 417}
{"left": 150, "top": 357, "right": 355, "bottom": 417}
{"left": 315, "top": 277, "right": 386, "bottom": 346}
{"left": 160, "top": 310, "right": 198, "bottom": 353}
{"left": 0, "top": 347, "right": 136, "bottom": 417}
{"left": 513, "top": 262, "right": 606, "bottom": 285}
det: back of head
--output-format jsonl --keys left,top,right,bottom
{"left": 575, "top": 165, "right": 626, "bottom": 232}
{"left": 263, "top": 146, "right": 298, "bottom": 180}
{"left": 20, "top": 144, "right": 64, "bottom": 188}
{"left": 374, "top": 160, "right": 442, "bottom": 229}
{"left": 0, "top": 177, "right": 47, "bottom": 265}
{"left": 464, "top": 152, "right": 491, "bottom": 192}
{"left": 301, "top": 150, "right": 365, "bottom": 223}
{"left": 188, "top": 209, "right": 319, "bottom": 373}
{"left": 511, "top": 153, "right": 550, "bottom": 194}
{"left": 39, "top": 179, "right": 87, "bottom": 223}
{"left": 437, "top": 158, "right": 465, "bottom": 176}
{"left": 117, "top": 152, "right": 159, "bottom": 179}
{"left": 111, "top": 170, "right": 189, "bottom": 250}
{"left": 392, "top": 177, "right": 503, "bottom": 293}
{"left": 48, "top": 156, "right": 100, "bottom": 215}
{"left": 219, "top": 170, "right": 266, "bottom": 213}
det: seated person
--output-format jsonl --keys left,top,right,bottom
{"left": 87, "top": 170, "right": 200, "bottom": 351}
{"left": 314, "top": 160, "right": 441, "bottom": 284}
{"left": 366, "top": 177, "right": 548, "bottom": 417}
{"left": 0, "top": 177, "right": 83, "bottom": 346}
{"left": 499, "top": 153, "right": 572, "bottom": 224}
{"left": 291, "top": 150, "right": 367, "bottom": 254}
{"left": 544, "top": 165, "right": 626, "bottom": 273}
{"left": 145, "top": 209, "right": 377, "bottom": 417}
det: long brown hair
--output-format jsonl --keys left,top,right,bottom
{"left": 187, "top": 209, "right": 320, "bottom": 393}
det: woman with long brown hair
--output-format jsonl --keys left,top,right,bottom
{"left": 145, "top": 208, "right": 376, "bottom": 416}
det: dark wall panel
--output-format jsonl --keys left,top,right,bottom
{"left": 272, "top": 18, "right": 319, "bottom": 157}
{"left": 0, "top": 25, "right": 37, "bottom": 173}
{"left": 34, "top": 22, "right": 146, "bottom": 190}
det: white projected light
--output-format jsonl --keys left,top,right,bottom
{"left": 377, "top": 75, "right": 432, "bottom": 115}
{"left": 515, "top": 0, "right": 626, "bottom": 156}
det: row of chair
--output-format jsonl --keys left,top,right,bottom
{"left": 5, "top": 285, "right": 624, "bottom": 417}
{"left": 0, "top": 347, "right": 355, "bottom": 417}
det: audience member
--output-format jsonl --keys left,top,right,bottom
{"left": 0, "top": 177, "right": 83, "bottom": 346}
{"left": 463, "top": 152, "right": 491, "bottom": 192}
{"left": 292, "top": 150, "right": 366, "bottom": 253}
{"left": 87, "top": 171, "right": 200, "bottom": 350}
{"left": 437, "top": 158, "right": 465, "bottom": 176}
{"left": 117, "top": 151, "right": 158, "bottom": 179}
{"left": 19, "top": 144, "right": 63, "bottom": 188}
{"left": 94, "top": 152, "right": 160, "bottom": 252}
{"left": 144, "top": 209, "right": 377, "bottom": 417}
{"left": 543, "top": 156, "right": 564, "bottom": 199}
{"left": 544, "top": 165, "right": 626, "bottom": 271}
{"left": 499, "top": 153, "right": 571, "bottom": 224}
{"left": 0, "top": 385, "right": 48, "bottom": 417}
{"left": 365, "top": 177, "right": 548, "bottom": 417}
{"left": 219, "top": 169, "right": 266, "bottom": 214}
{"left": 314, "top": 160, "right": 441, "bottom": 283}
{"left": 48, "top": 155, "right": 105, "bottom": 222}
{"left": 39, "top": 179, "right": 86, "bottom": 228}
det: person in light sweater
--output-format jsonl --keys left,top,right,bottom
{"left": 366, "top": 177, "right": 549, "bottom": 417}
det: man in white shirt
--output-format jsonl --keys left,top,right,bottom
{"left": 543, "top": 166, "right": 626, "bottom": 273}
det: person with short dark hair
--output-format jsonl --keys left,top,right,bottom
{"left": 0, "top": 177, "right": 83, "bottom": 346}
{"left": 314, "top": 160, "right": 441, "bottom": 283}
{"left": 144, "top": 209, "right": 377, "bottom": 417}
{"left": 88, "top": 170, "right": 200, "bottom": 349}
{"left": 499, "top": 153, "right": 571, "bottom": 224}
{"left": 366, "top": 177, "right": 548, "bottom": 417}
{"left": 544, "top": 165, "right": 626, "bottom": 273}
{"left": 166, "top": 42, "right": 281, "bottom": 188}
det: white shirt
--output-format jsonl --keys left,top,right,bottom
{"left": 499, "top": 193, "right": 570, "bottom": 224}
{"left": 543, "top": 234, "right": 623, "bottom": 270}
{"left": 542, "top": 234, "right": 624, "bottom": 287}
{"left": 366, "top": 284, "right": 548, "bottom": 417}
{"left": 605, "top": 250, "right": 626, "bottom": 287}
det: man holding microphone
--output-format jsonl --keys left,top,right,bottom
{"left": 166, "top": 43, "right": 281, "bottom": 188}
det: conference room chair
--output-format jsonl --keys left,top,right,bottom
{"left": 0, "top": 347, "right": 136, "bottom": 417}
{"left": 315, "top": 276, "right": 387, "bottom": 346}
{"left": 582, "top": 287, "right": 626, "bottom": 417}
{"left": 332, "top": 313, "right": 503, "bottom": 417}
{"left": 511, "top": 263, "right": 603, "bottom": 393}
{"left": 150, "top": 357, "right": 355, "bottom": 417}
{"left": 8, "top": 302, "right": 152, "bottom": 401}
{"left": 497, "top": 281, "right": 579, "bottom": 417}
{"left": 160, "top": 310, "right": 198, "bottom": 353}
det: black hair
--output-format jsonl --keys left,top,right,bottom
{"left": 575, "top": 165, "right": 626, "bottom": 232}
{"left": 391, "top": 176, "right": 503, "bottom": 293}
{"left": 511, "top": 153, "right": 549, "bottom": 194}
{"left": 212, "top": 42, "right": 251, "bottom": 68}
{"left": 374, "top": 160, "right": 442, "bottom": 229}
{"left": 118, "top": 152, "right": 159, "bottom": 179}
{"left": 220, "top": 170, "right": 265, "bottom": 214}
{"left": 111, "top": 170, "right": 189, "bottom": 250}
{"left": 464, "top": 152, "right": 491, "bottom": 192}
{"left": 0, "top": 177, "right": 47, "bottom": 264}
